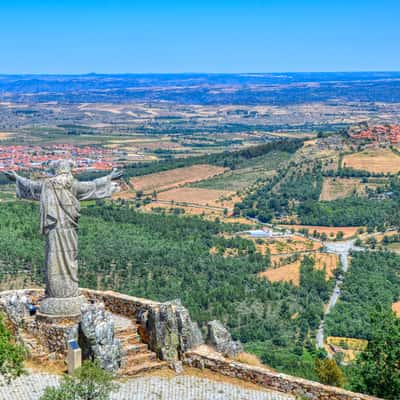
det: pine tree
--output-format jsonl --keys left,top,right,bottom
{"left": 351, "top": 309, "right": 400, "bottom": 399}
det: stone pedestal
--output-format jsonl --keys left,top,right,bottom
{"left": 32, "top": 317, "right": 80, "bottom": 357}
{"left": 39, "top": 296, "right": 84, "bottom": 319}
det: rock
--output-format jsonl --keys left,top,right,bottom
{"left": 171, "top": 360, "right": 183, "bottom": 374}
{"left": 79, "top": 302, "right": 122, "bottom": 372}
{"left": 145, "top": 299, "right": 204, "bottom": 362}
{"left": 147, "top": 302, "right": 180, "bottom": 362}
{"left": 206, "top": 320, "right": 243, "bottom": 357}
{"left": 174, "top": 300, "right": 204, "bottom": 353}
{"left": 2, "top": 292, "right": 29, "bottom": 327}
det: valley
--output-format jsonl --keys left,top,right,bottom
{"left": 0, "top": 73, "right": 400, "bottom": 396}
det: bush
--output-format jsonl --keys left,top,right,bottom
{"left": 351, "top": 310, "right": 400, "bottom": 399}
{"left": 315, "top": 358, "right": 345, "bottom": 387}
{"left": 40, "top": 361, "right": 117, "bottom": 400}
{"left": 0, "top": 313, "right": 25, "bottom": 383}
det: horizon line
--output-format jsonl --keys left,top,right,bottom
{"left": 1, "top": 70, "right": 400, "bottom": 77}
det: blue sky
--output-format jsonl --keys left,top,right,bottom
{"left": 0, "top": 0, "right": 398, "bottom": 73}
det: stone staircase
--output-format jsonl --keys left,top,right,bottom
{"left": 114, "top": 315, "right": 167, "bottom": 376}
{"left": 19, "top": 330, "right": 50, "bottom": 363}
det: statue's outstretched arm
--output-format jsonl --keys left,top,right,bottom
{"left": 109, "top": 168, "right": 123, "bottom": 181}
{"left": 4, "top": 171, "right": 19, "bottom": 182}
{"left": 5, "top": 171, "right": 42, "bottom": 201}
{"left": 75, "top": 169, "right": 122, "bottom": 201}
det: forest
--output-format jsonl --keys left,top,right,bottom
{"left": 235, "top": 162, "right": 324, "bottom": 222}
{"left": 325, "top": 251, "right": 400, "bottom": 339}
{"left": 236, "top": 157, "right": 400, "bottom": 228}
{"left": 0, "top": 201, "right": 331, "bottom": 380}
{"left": 121, "top": 138, "right": 304, "bottom": 178}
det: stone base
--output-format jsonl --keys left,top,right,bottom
{"left": 39, "top": 296, "right": 84, "bottom": 320}
{"left": 30, "top": 317, "right": 79, "bottom": 356}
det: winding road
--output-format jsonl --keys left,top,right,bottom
{"left": 316, "top": 240, "right": 363, "bottom": 349}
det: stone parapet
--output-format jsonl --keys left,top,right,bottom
{"left": 183, "top": 351, "right": 382, "bottom": 400}
{"left": 81, "top": 289, "right": 159, "bottom": 319}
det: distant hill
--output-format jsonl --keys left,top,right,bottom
{"left": 2, "top": 72, "right": 400, "bottom": 104}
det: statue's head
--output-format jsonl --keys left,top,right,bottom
{"left": 49, "top": 160, "right": 74, "bottom": 176}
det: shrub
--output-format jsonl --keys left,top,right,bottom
{"left": 0, "top": 312, "right": 25, "bottom": 383}
{"left": 40, "top": 361, "right": 117, "bottom": 400}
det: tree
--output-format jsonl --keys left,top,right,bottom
{"left": 0, "top": 313, "right": 25, "bottom": 383}
{"left": 335, "top": 231, "right": 344, "bottom": 240}
{"left": 315, "top": 358, "right": 345, "bottom": 387}
{"left": 40, "top": 361, "right": 117, "bottom": 400}
{"left": 351, "top": 309, "right": 400, "bottom": 399}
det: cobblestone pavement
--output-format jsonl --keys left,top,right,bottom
{"left": 0, "top": 374, "right": 295, "bottom": 400}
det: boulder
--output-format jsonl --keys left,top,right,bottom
{"left": 145, "top": 299, "right": 204, "bottom": 362}
{"left": 206, "top": 320, "right": 243, "bottom": 357}
{"left": 174, "top": 299, "right": 204, "bottom": 353}
{"left": 79, "top": 302, "right": 122, "bottom": 372}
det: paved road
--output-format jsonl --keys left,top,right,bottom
{"left": 316, "top": 240, "right": 363, "bottom": 349}
{"left": 0, "top": 374, "right": 295, "bottom": 400}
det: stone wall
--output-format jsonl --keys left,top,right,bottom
{"left": 25, "top": 318, "right": 78, "bottom": 356}
{"left": 183, "top": 351, "right": 381, "bottom": 400}
{"left": 0, "top": 289, "right": 78, "bottom": 358}
{"left": 81, "top": 289, "right": 158, "bottom": 320}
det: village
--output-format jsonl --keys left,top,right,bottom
{"left": 349, "top": 124, "right": 400, "bottom": 144}
{"left": 0, "top": 144, "right": 119, "bottom": 172}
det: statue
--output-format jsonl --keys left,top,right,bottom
{"left": 5, "top": 160, "right": 122, "bottom": 318}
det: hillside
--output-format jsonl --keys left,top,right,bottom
{"left": 1, "top": 132, "right": 400, "bottom": 397}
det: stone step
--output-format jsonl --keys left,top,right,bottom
{"left": 19, "top": 332, "right": 49, "bottom": 361}
{"left": 122, "top": 343, "right": 149, "bottom": 356}
{"left": 117, "top": 333, "right": 142, "bottom": 345}
{"left": 114, "top": 325, "right": 138, "bottom": 336}
{"left": 124, "top": 351, "right": 158, "bottom": 365}
{"left": 119, "top": 360, "right": 168, "bottom": 376}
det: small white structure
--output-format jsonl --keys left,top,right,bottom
{"left": 67, "top": 340, "right": 82, "bottom": 374}
{"left": 246, "top": 228, "right": 291, "bottom": 239}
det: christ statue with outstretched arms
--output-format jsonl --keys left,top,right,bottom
{"left": 5, "top": 160, "right": 122, "bottom": 317}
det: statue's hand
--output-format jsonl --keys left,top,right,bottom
{"left": 4, "top": 171, "right": 17, "bottom": 182}
{"left": 110, "top": 168, "right": 123, "bottom": 181}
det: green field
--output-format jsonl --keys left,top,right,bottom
{"left": 191, "top": 151, "right": 291, "bottom": 191}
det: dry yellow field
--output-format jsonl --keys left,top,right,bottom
{"left": 259, "top": 261, "right": 302, "bottom": 285}
{"left": 225, "top": 217, "right": 256, "bottom": 226}
{"left": 259, "top": 252, "right": 338, "bottom": 286}
{"left": 254, "top": 235, "right": 322, "bottom": 256}
{"left": 157, "top": 187, "right": 235, "bottom": 208}
{"left": 278, "top": 225, "right": 362, "bottom": 239}
{"left": 143, "top": 201, "right": 224, "bottom": 218}
{"left": 326, "top": 336, "right": 368, "bottom": 351}
{"left": 320, "top": 178, "right": 371, "bottom": 201}
{"left": 325, "top": 336, "right": 368, "bottom": 362}
{"left": 392, "top": 301, "right": 400, "bottom": 317}
{"left": 342, "top": 148, "right": 400, "bottom": 174}
{"left": 130, "top": 164, "right": 227, "bottom": 193}
{"left": 0, "top": 132, "right": 14, "bottom": 140}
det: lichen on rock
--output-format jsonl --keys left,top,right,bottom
{"left": 145, "top": 299, "right": 204, "bottom": 363}
{"left": 206, "top": 320, "right": 243, "bottom": 357}
{"left": 79, "top": 301, "right": 122, "bottom": 372}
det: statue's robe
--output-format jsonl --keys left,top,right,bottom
{"left": 15, "top": 174, "right": 114, "bottom": 299}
